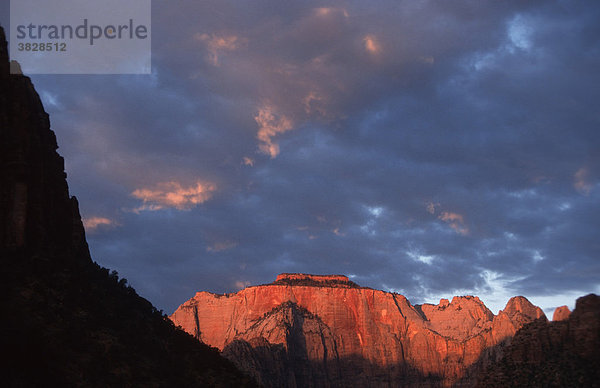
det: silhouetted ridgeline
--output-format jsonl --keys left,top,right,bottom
{"left": 0, "top": 26, "right": 256, "bottom": 387}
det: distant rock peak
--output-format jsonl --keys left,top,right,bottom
{"left": 477, "top": 294, "right": 599, "bottom": 387}
{"left": 420, "top": 295, "right": 487, "bottom": 310}
{"left": 271, "top": 273, "right": 360, "bottom": 288}
{"left": 502, "top": 296, "right": 546, "bottom": 320}
{"left": 552, "top": 305, "right": 571, "bottom": 321}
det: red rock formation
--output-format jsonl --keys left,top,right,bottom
{"left": 500, "top": 295, "right": 545, "bottom": 326}
{"left": 170, "top": 274, "right": 547, "bottom": 387}
{"left": 553, "top": 305, "right": 571, "bottom": 321}
{"left": 275, "top": 273, "right": 350, "bottom": 283}
{"left": 419, "top": 296, "right": 494, "bottom": 340}
{"left": 476, "top": 294, "right": 600, "bottom": 387}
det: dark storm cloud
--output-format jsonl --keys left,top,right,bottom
{"left": 2, "top": 0, "right": 598, "bottom": 313}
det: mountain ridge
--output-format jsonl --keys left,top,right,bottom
{"left": 171, "top": 273, "right": 547, "bottom": 387}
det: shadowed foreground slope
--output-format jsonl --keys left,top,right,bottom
{"left": 0, "top": 26, "right": 256, "bottom": 387}
{"left": 476, "top": 293, "right": 600, "bottom": 388}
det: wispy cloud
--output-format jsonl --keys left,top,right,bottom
{"left": 439, "top": 211, "right": 469, "bottom": 236}
{"left": 363, "top": 35, "right": 382, "bottom": 55}
{"left": 83, "top": 217, "right": 117, "bottom": 232}
{"left": 195, "top": 33, "right": 245, "bottom": 66}
{"left": 255, "top": 104, "right": 294, "bottom": 158}
{"left": 131, "top": 181, "right": 217, "bottom": 212}
{"left": 574, "top": 167, "right": 592, "bottom": 195}
{"left": 314, "top": 7, "right": 349, "bottom": 18}
{"left": 333, "top": 227, "right": 345, "bottom": 236}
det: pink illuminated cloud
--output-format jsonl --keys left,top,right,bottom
{"left": 574, "top": 167, "right": 592, "bottom": 195}
{"left": 131, "top": 181, "right": 217, "bottom": 212}
{"left": 255, "top": 104, "right": 294, "bottom": 158}
{"left": 195, "top": 33, "right": 245, "bottom": 66}
{"left": 363, "top": 35, "right": 382, "bottom": 55}
{"left": 439, "top": 211, "right": 469, "bottom": 236}
{"left": 82, "top": 217, "right": 116, "bottom": 232}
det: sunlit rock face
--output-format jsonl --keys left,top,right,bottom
{"left": 553, "top": 305, "right": 571, "bottom": 321}
{"left": 171, "top": 274, "right": 546, "bottom": 387}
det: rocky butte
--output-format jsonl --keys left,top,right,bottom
{"left": 171, "top": 273, "right": 547, "bottom": 387}
{"left": 552, "top": 305, "right": 571, "bottom": 321}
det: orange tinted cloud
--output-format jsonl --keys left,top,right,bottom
{"left": 314, "top": 7, "right": 349, "bottom": 18}
{"left": 315, "top": 7, "right": 334, "bottom": 16}
{"left": 82, "top": 217, "right": 115, "bottom": 232}
{"left": 302, "top": 90, "right": 334, "bottom": 118}
{"left": 574, "top": 167, "right": 592, "bottom": 195}
{"left": 363, "top": 35, "right": 382, "bottom": 55}
{"left": 242, "top": 157, "right": 255, "bottom": 166}
{"left": 255, "top": 104, "right": 294, "bottom": 158}
{"left": 439, "top": 211, "right": 469, "bottom": 236}
{"left": 131, "top": 181, "right": 217, "bottom": 212}
{"left": 333, "top": 227, "right": 345, "bottom": 236}
{"left": 195, "top": 33, "right": 244, "bottom": 66}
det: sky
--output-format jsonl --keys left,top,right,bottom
{"left": 2, "top": 1, "right": 599, "bottom": 315}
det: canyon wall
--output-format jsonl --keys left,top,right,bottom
{"left": 171, "top": 273, "right": 546, "bottom": 387}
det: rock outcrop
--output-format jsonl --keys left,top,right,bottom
{"left": 273, "top": 273, "right": 360, "bottom": 287}
{"left": 476, "top": 294, "right": 600, "bottom": 387}
{"left": 171, "top": 274, "right": 547, "bottom": 387}
{"left": 553, "top": 305, "right": 571, "bottom": 321}
{"left": 0, "top": 26, "right": 256, "bottom": 387}
{"left": 0, "top": 31, "right": 88, "bottom": 258}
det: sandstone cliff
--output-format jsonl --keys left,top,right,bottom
{"left": 476, "top": 294, "right": 600, "bottom": 387}
{"left": 171, "top": 273, "right": 547, "bottom": 387}
{"left": 553, "top": 305, "right": 571, "bottom": 321}
{"left": 0, "top": 26, "right": 255, "bottom": 387}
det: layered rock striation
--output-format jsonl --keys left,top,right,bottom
{"left": 171, "top": 274, "right": 546, "bottom": 387}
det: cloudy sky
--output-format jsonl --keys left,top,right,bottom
{"left": 2, "top": 0, "right": 599, "bottom": 315}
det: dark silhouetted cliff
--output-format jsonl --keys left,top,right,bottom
{"left": 0, "top": 26, "right": 256, "bottom": 387}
